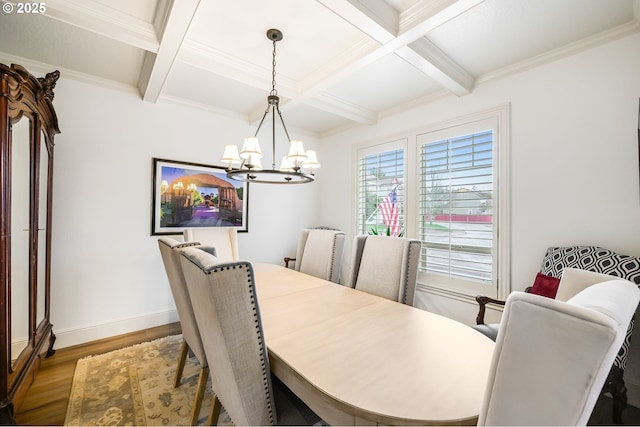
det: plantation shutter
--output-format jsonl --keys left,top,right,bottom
{"left": 418, "top": 130, "right": 493, "bottom": 283}
{"left": 356, "top": 141, "right": 405, "bottom": 236}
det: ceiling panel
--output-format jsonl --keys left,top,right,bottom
{"left": 327, "top": 52, "right": 443, "bottom": 112}
{"left": 163, "top": 61, "right": 265, "bottom": 116}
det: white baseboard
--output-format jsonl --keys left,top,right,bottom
{"left": 52, "top": 309, "right": 179, "bottom": 350}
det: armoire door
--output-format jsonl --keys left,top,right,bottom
{"left": 0, "top": 63, "right": 59, "bottom": 424}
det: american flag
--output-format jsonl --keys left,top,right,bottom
{"left": 378, "top": 188, "right": 400, "bottom": 236}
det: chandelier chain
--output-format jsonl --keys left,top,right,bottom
{"left": 270, "top": 39, "right": 277, "bottom": 96}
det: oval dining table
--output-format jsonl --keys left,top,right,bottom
{"left": 253, "top": 263, "right": 495, "bottom": 426}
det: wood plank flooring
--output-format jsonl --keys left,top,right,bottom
{"left": 14, "top": 322, "right": 181, "bottom": 426}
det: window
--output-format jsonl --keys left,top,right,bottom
{"left": 415, "top": 111, "right": 509, "bottom": 299}
{"left": 353, "top": 107, "right": 509, "bottom": 299}
{"left": 356, "top": 139, "right": 406, "bottom": 236}
{"left": 420, "top": 130, "right": 493, "bottom": 280}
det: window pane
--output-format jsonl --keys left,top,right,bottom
{"left": 357, "top": 148, "right": 405, "bottom": 236}
{"left": 419, "top": 130, "right": 493, "bottom": 284}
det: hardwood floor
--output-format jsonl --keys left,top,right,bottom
{"left": 14, "top": 322, "right": 181, "bottom": 426}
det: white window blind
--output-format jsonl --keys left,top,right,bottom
{"left": 356, "top": 142, "right": 405, "bottom": 236}
{"left": 419, "top": 130, "right": 494, "bottom": 284}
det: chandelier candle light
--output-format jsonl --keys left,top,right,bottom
{"left": 221, "top": 29, "right": 320, "bottom": 184}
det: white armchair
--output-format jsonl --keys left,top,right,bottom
{"left": 478, "top": 277, "right": 640, "bottom": 426}
{"left": 183, "top": 227, "right": 239, "bottom": 262}
{"left": 473, "top": 246, "right": 640, "bottom": 424}
{"left": 346, "top": 235, "right": 421, "bottom": 305}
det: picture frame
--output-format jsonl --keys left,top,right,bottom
{"left": 151, "top": 158, "right": 249, "bottom": 235}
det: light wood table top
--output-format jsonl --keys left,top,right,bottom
{"left": 254, "top": 263, "right": 495, "bottom": 426}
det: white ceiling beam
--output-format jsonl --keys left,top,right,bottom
{"left": 138, "top": 0, "right": 201, "bottom": 103}
{"left": 311, "top": 0, "right": 480, "bottom": 98}
{"left": 316, "top": 0, "right": 399, "bottom": 43}
{"left": 40, "top": 0, "right": 160, "bottom": 52}
{"left": 396, "top": 37, "right": 473, "bottom": 96}
{"left": 396, "top": 0, "right": 484, "bottom": 45}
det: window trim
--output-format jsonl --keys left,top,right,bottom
{"left": 352, "top": 105, "right": 510, "bottom": 301}
{"left": 352, "top": 137, "right": 409, "bottom": 238}
{"left": 410, "top": 105, "right": 510, "bottom": 300}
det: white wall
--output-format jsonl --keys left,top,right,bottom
{"left": 317, "top": 31, "right": 640, "bottom": 404}
{"left": 4, "top": 72, "right": 322, "bottom": 348}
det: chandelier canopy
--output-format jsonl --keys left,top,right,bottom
{"left": 221, "top": 29, "right": 320, "bottom": 184}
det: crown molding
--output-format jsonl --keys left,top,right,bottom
{"left": 0, "top": 52, "right": 139, "bottom": 94}
{"left": 305, "top": 92, "right": 377, "bottom": 124}
{"left": 477, "top": 18, "right": 640, "bottom": 86}
{"left": 158, "top": 93, "right": 248, "bottom": 122}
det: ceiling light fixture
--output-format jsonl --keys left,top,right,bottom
{"left": 222, "top": 28, "right": 320, "bottom": 184}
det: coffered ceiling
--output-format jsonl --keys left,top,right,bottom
{"left": 1, "top": 0, "right": 638, "bottom": 137}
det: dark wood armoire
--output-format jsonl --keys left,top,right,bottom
{"left": 0, "top": 64, "right": 59, "bottom": 423}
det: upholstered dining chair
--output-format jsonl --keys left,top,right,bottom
{"left": 346, "top": 235, "right": 422, "bottom": 305}
{"left": 178, "top": 247, "right": 321, "bottom": 426}
{"left": 473, "top": 245, "right": 640, "bottom": 424}
{"left": 478, "top": 277, "right": 640, "bottom": 426}
{"left": 157, "top": 237, "right": 214, "bottom": 426}
{"left": 283, "top": 228, "right": 346, "bottom": 283}
{"left": 183, "top": 227, "right": 239, "bottom": 262}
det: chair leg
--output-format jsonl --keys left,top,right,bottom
{"left": 207, "top": 395, "right": 222, "bottom": 426}
{"left": 174, "top": 340, "right": 189, "bottom": 388}
{"left": 189, "top": 366, "right": 210, "bottom": 426}
{"left": 602, "top": 365, "right": 627, "bottom": 424}
{"left": 611, "top": 381, "right": 627, "bottom": 425}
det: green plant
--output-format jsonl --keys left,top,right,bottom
{"left": 369, "top": 226, "right": 404, "bottom": 237}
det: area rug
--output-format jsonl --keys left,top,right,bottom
{"left": 64, "top": 334, "right": 233, "bottom": 426}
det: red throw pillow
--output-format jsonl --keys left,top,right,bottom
{"left": 530, "top": 272, "right": 560, "bottom": 299}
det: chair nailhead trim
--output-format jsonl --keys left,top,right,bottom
{"left": 243, "top": 263, "right": 275, "bottom": 425}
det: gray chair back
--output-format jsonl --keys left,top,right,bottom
{"left": 157, "top": 237, "right": 208, "bottom": 367}
{"left": 183, "top": 227, "right": 240, "bottom": 262}
{"left": 347, "top": 235, "right": 421, "bottom": 305}
{"left": 294, "top": 228, "right": 345, "bottom": 283}
{"left": 179, "top": 248, "right": 275, "bottom": 426}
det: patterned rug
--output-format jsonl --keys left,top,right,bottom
{"left": 64, "top": 334, "right": 232, "bottom": 426}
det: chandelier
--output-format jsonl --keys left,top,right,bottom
{"left": 221, "top": 29, "right": 320, "bottom": 184}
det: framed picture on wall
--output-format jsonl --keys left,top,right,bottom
{"left": 151, "top": 158, "right": 249, "bottom": 235}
